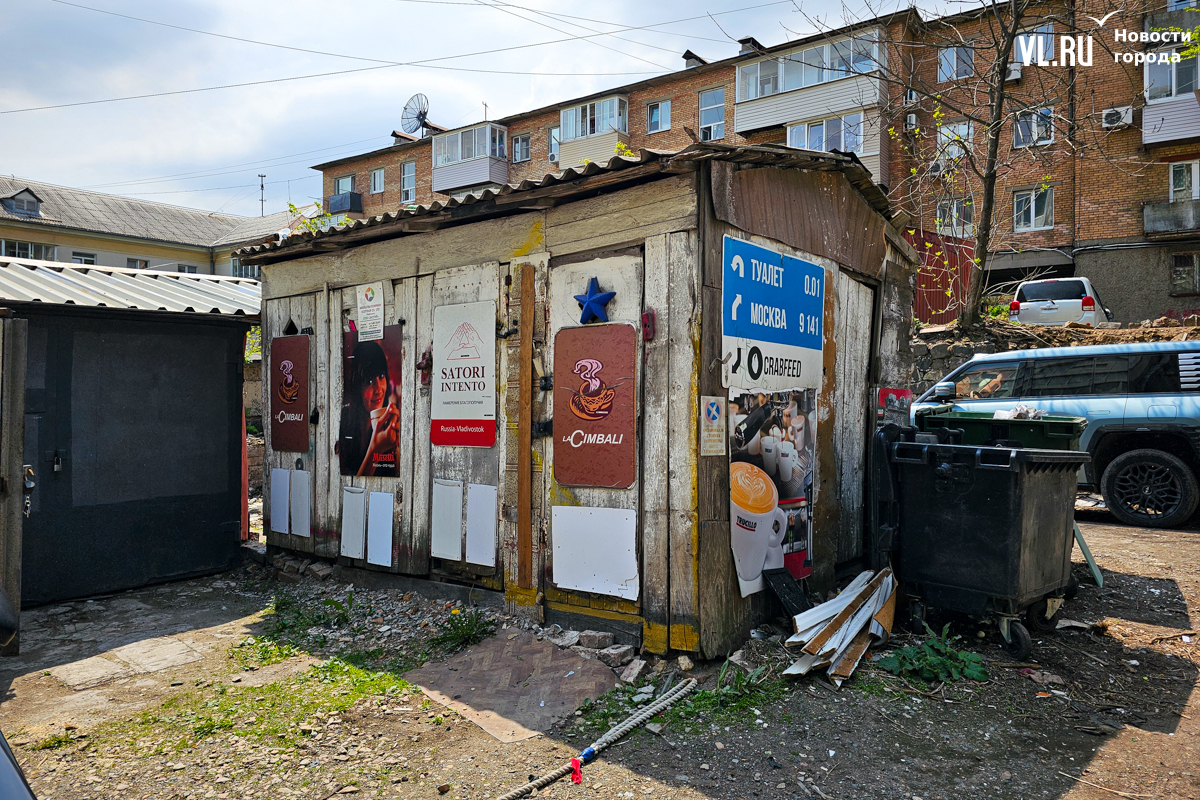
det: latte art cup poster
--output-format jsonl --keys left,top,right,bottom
{"left": 270, "top": 335, "right": 310, "bottom": 453}
{"left": 552, "top": 324, "right": 637, "bottom": 488}
{"left": 728, "top": 388, "right": 818, "bottom": 596}
{"left": 339, "top": 326, "right": 404, "bottom": 477}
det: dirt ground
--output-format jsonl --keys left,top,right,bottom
{"left": 2, "top": 512, "right": 1198, "bottom": 800}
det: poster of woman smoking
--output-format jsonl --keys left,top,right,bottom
{"left": 339, "top": 326, "right": 404, "bottom": 477}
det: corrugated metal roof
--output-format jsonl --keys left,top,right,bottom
{"left": 0, "top": 258, "right": 260, "bottom": 317}
{"left": 242, "top": 143, "right": 893, "bottom": 263}
{"left": 0, "top": 177, "right": 304, "bottom": 250}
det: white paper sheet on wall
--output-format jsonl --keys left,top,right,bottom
{"left": 290, "top": 470, "right": 312, "bottom": 538}
{"left": 431, "top": 478, "right": 464, "bottom": 561}
{"left": 340, "top": 487, "right": 367, "bottom": 559}
{"left": 366, "top": 491, "right": 394, "bottom": 567}
{"left": 270, "top": 469, "right": 290, "bottom": 535}
{"left": 551, "top": 506, "right": 639, "bottom": 600}
{"left": 465, "top": 484, "right": 498, "bottom": 567}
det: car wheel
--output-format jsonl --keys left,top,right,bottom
{"left": 1101, "top": 448, "right": 1200, "bottom": 528}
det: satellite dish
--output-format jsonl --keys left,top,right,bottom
{"left": 401, "top": 93, "right": 430, "bottom": 136}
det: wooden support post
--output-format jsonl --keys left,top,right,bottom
{"left": 0, "top": 317, "right": 27, "bottom": 656}
{"left": 517, "top": 262, "right": 535, "bottom": 589}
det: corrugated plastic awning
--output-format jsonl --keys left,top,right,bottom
{"left": 0, "top": 259, "right": 260, "bottom": 317}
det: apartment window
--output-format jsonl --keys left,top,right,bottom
{"left": 231, "top": 258, "right": 260, "bottom": 279}
{"left": 333, "top": 175, "right": 355, "bottom": 194}
{"left": 938, "top": 46, "right": 973, "bottom": 82}
{"left": 126, "top": 258, "right": 148, "bottom": 269}
{"left": 647, "top": 100, "right": 671, "bottom": 133}
{"left": 741, "top": 34, "right": 877, "bottom": 100}
{"left": 1016, "top": 23, "right": 1055, "bottom": 62}
{"left": 937, "top": 121, "right": 972, "bottom": 161}
{"left": 370, "top": 168, "right": 385, "bottom": 194}
{"left": 1147, "top": 48, "right": 1199, "bottom": 101}
{"left": 178, "top": 265, "right": 198, "bottom": 274}
{"left": 433, "top": 124, "right": 506, "bottom": 167}
{"left": 1172, "top": 254, "right": 1200, "bottom": 295}
{"left": 787, "top": 112, "right": 863, "bottom": 154}
{"left": 399, "top": 161, "right": 416, "bottom": 203}
{"left": 548, "top": 126, "right": 560, "bottom": 162}
{"left": 699, "top": 89, "right": 725, "bottom": 141}
{"left": 1171, "top": 161, "right": 1200, "bottom": 202}
{"left": 511, "top": 134, "right": 531, "bottom": 163}
{"left": 72, "top": 252, "right": 96, "bottom": 265}
{"left": 936, "top": 198, "right": 975, "bottom": 236}
{"left": 560, "top": 97, "right": 628, "bottom": 140}
{"left": 1168, "top": 0, "right": 1197, "bottom": 9}
{"left": 1014, "top": 107, "right": 1054, "bottom": 147}
{"left": 326, "top": 213, "right": 348, "bottom": 227}
{"left": 8, "top": 197, "right": 39, "bottom": 214}
{"left": 0, "top": 240, "right": 55, "bottom": 260}
{"left": 1014, "top": 187, "right": 1054, "bottom": 231}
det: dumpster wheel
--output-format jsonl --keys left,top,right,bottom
{"left": 1025, "top": 597, "right": 1063, "bottom": 633}
{"left": 999, "top": 619, "right": 1033, "bottom": 661}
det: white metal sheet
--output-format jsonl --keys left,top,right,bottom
{"left": 340, "top": 487, "right": 367, "bottom": 559}
{"left": 269, "top": 468, "right": 290, "bottom": 535}
{"left": 431, "top": 478, "right": 464, "bottom": 561}
{"left": 289, "top": 470, "right": 311, "bottom": 538}
{"left": 551, "top": 505, "right": 639, "bottom": 600}
{"left": 366, "top": 491, "right": 394, "bottom": 567}
{"left": 465, "top": 483, "right": 498, "bottom": 567}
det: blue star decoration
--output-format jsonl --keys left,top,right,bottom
{"left": 574, "top": 276, "right": 616, "bottom": 324}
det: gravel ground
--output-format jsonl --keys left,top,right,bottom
{"left": 4, "top": 513, "right": 1199, "bottom": 799}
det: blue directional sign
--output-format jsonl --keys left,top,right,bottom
{"left": 722, "top": 236, "right": 825, "bottom": 391}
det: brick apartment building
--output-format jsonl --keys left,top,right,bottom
{"left": 311, "top": 14, "right": 908, "bottom": 220}
{"left": 884, "top": 0, "right": 1199, "bottom": 323}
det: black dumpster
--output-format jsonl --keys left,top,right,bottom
{"left": 883, "top": 433, "right": 1089, "bottom": 659}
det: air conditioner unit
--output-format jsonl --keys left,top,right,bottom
{"left": 905, "top": 113, "right": 919, "bottom": 132}
{"left": 1101, "top": 105, "right": 1134, "bottom": 129}
{"left": 904, "top": 88, "right": 919, "bottom": 107}
{"left": 929, "top": 160, "right": 945, "bottom": 176}
{"left": 1005, "top": 62, "right": 1022, "bottom": 82}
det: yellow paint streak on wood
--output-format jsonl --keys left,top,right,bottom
{"left": 510, "top": 219, "right": 545, "bottom": 258}
{"left": 506, "top": 585, "right": 539, "bottom": 607}
{"left": 671, "top": 623, "right": 700, "bottom": 653}
{"left": 543, "top": 601, "right": 643, "bottom": 627}
{"left": 642, "top": 621, "right": 669, "bottom": 655}
{"left": 533, "top": 449, "right": 576, "bottom": 505}
{"left": 544, "top": 586, "right": 639, "bottom": 616}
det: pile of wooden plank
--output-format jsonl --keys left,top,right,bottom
{"left": 783, "top": 568, "right": 896, "bottom": 686}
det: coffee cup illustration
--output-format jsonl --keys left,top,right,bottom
{"left": 761, "top": 436, "right": 778, "bottom": 474}
{"left": 729, "top": 462, "right": 787, "bottom": 584}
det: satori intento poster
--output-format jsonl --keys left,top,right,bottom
{"left": 431, "top": 301, "right": 497, "bottom": 448}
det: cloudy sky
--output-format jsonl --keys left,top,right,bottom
{"left": 1, "top": 0, "right": 905, "bottom": 219}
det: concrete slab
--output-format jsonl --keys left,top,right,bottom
{"left": 109, "top": 637, "right": 202, "bottom": 673}
{"left": 49, "top": 656, "right": 129, "bottom": 690}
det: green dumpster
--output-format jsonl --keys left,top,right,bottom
{"left": 914, "top": 406, "right": 1087, "bottom": 450}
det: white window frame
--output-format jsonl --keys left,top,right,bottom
{"left": 399, "top": 161, "right": 416, "bottom": 203}
{"left": 937, "top": 121, "right": 972, "bottom": 161}
{"left": 1016, "top": 22, "right": 1055, "bottom": 62}
{"left": 738, "top": 34, "right": 878, "bottom": 101}
{"left": 231, "top": 257, "right": 260, "bottom": 279}
{"left": 1146, "top": 47, "right": 1199, "bottom": 102}
{"left": 936, "top": 197, "right": 975, "bottom": 236}
{"left": 511, "top": 133, "right": 531, "bottom": 163}
{"left": 559, "top": 97, "right": 628, "bottom": 141}
{"left": 433, "top": 124, "right": 507, "bottom": 167}
{"left": 370, "top": 168, "right": 385, "bottom": 194}
{"left": 1014, "top": 107, "right": 1054, "bottom": 148}
{"left": 938, "top": 46, "right": 974, "bottom": 83}
{"left": 333, "top": 175, "right": 355, "bottom": 195}
{"left": 177, "top": 264, "right": 198, "bottom": 274}
{"left": 1171, "top": 160, "right": 1200, "bottom": 202}
{"left": 71, "top": 252, "right": 96, "bottom": 265}
{"left": 1, "top": 240, "right": 55, "bottom": 260}
{"left": 126, "top": 258, "right": 148, "bottom": 269}
{"left": 1014, "top": 187, "right": 1054, "bottom": 231}
{"left": 698, "top": 88, "right": 725, "bottom": 141}
{"left": 646, "top": 100, "right": 671, "bottom": 133}
{"left": 548, "top": 126, "right": 560, "bottom": 162}
{"left": 786, "top": 111, "right": 864, "bottom": 154}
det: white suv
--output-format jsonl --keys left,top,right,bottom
{"left": 1008, "top": 277, "right": 1114, "bottom": 327}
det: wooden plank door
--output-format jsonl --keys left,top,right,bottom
{"left": 0, "top": 316, "right": 28, "bottom": 655}
{"left": 831, "top": 270, "right": 875, "bottom": 564}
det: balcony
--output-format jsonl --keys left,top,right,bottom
{"left": 1145, "top": 198, "right": 1200, "bottom": 238}
{"left": 431, "top": 156, "right": 509, "bottom": 194}
{"left": 327, "top": 192, "right": 363, "bottom": 215}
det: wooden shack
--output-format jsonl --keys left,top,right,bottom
{"left": 241, "top": 143, "right": 918, "bottom": 657}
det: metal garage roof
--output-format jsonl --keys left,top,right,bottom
{"left": 0, "top": 258, "right": 260, "bottom": 317}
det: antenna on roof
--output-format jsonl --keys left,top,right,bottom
{"left": 258, "top": 174, "right": 266, "bottom": 217}
{"left": 401, "top": 93, "right": 432, "bottom": 138}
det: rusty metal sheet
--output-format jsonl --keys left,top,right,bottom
{"left": 270, "top": 335, "right": 309, "bottom": 452}
{"left": 553, "top": 324, "right": 637, "bottom": 488}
